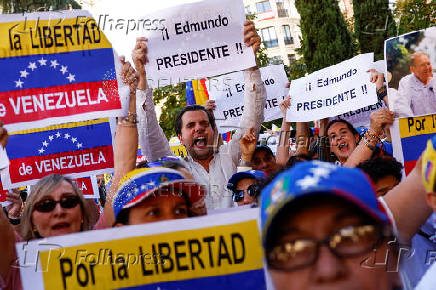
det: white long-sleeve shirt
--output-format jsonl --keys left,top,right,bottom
{"left": 393, "top": 74, "right": 436, "bottom": 117}
{"left": 136, "top": 69, "right": 266, "bottom": 210}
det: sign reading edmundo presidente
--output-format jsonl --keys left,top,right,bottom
{"left": 142, "top": 0, "right": 256, "bottom": 88}
{"left": 286, "top": 53, "right": 378, "bottom": 122}
{"left": 17, "top": 208, "right": 267, "bottom": 290}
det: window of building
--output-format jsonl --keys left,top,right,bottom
{"left": 269, "top": 56, "right": 283, "bottom": 64}
{"left": 276, "top": 0, "right": 283, "bottom": 2}
{"left": 260, "top": 27, "right": 278, "bottom": 48}
{"left": 282, "top": 25, "right": 293, "bottom": 45}
{"left": 256, "top": 1, "right": 272, "bottom": 13}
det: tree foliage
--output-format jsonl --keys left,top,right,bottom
{"left": 353, "top": 0, "right": 397, "bottom": 60}
{"left": 294, "top": 0, "right": 356, "bottom": 73}
{"left": 1, "top": 0, "right": 80, "bottom": 13}
{"left": 394, "top": 0, "right": 436, "bottom": 35}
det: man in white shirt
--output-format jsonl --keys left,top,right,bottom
{"left": 393, "top": 51, "right": 436, "bottom": 117}
{"left": 133, "top": 21, "right": 266, "bottom": 210}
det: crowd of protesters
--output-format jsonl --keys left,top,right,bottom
{"left": 1, "top": 19, "right": 436, "bottom": 290}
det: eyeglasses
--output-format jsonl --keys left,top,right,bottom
{"left": 232, "top": 184, "right": 260, "bottom": 202}
{"left": 267, "top": 224, "right": 386, "bottom": 272}
{"left": 33, "top": 195, "right": 81, "bottom": 213}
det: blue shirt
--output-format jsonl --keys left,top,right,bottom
{"left": 400, "top": 216, "right": 436, "bottom": 289}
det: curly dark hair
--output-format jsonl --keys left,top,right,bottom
{"left": 357, "top": 157, "right": 403, "bottom": 183}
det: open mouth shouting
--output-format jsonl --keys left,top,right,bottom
{"left": 193, "top": 136, "right": 208, "bottom": 150}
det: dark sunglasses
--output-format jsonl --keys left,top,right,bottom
{"left": 33, "top": 195, "right": 81, "bottom": 213}
{"left": 232, "top": 184, "right": 260, "bottom": 202}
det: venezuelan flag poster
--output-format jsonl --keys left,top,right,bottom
{"left": 1, "top": 118, "right": 115, "bottom": 189}
{"left": 392, "top": 114, "right": 436, "bottom": 175}
{"left": 0, "top": 10, "right": 128, "bottom": 131}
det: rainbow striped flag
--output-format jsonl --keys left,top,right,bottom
{"left": 0, "top": 10, "right": 124, "bottom": 131}
{"left": 1, "top": 118, "right": 115, "bottom": 189}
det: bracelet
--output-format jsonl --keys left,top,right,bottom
{"left": 117, "top": 117, "right": 137, "bottom": 127}
{"left": 365, "top": 129, "right": 381, "bottom": 144}
{"left": 239, "top": 159, "right": 252, "bottom": 167}
{"left": 361, "top": 136, "right": 376, "bottom": 151}
{"left": 377, "top": 86, "right": 387, "bottom": 101}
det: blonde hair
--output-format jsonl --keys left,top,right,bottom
{"left": 21, "top": 174, "right": 92, "bottom": 240}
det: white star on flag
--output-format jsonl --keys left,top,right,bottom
{"left": 309, "top": 167, "right": 331, "bottom": 179}
{"left": 71, "top": 137, "right": 77, "bottom": 143}
{"left": 20, "top": 70, "right": 29, "bottom": 78}
{"left": 42, "top": 141, "right": 48, "bottom": 147}
{"left": 77, "top": 143, "right": 82, "bottom": 149}
{"left": 140, "top": 184, "right": 147, "bottom": 190}
{"left": 66, "top": 73, "right": 75, "bottom": 83}
{"left": 55, "top": 132, "right": 61, "bottom": 138}
{"left": 48, "top": 135, "right": 54, "bottom": 141}
{"left": 38, "top": 148, "right": 45, "bottom": 154}
{"left": 50, "top": 60, "right": 59, "bottom": 68}
{"left": 28, "top": 62, "right": 37, "bottom": 71}
{"left": 296, "top": 175, "right": 319, "bottom": 190}
{"left": 146, "top": 181, "right": 156, "bottom": 187}
{"left": 60, "top": 66, "right": 68, "bottom": 75}
{"left": 15, "top": 79, "right": 23, "bottom": 88}
{"left": 38, "top": 58, "right": 47, "bottom": 66}
{"left": 64, "top": 133, "right": 70, "bottom": 139}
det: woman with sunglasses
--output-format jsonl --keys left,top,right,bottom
{"left": 1, "top": 175, "right": 92, "bottom": 290}
{"left": 227, "top": 170, "right": 266, "bottom": 207}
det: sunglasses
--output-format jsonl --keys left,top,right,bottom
{"left": 232, "top": 184, "right": 260, "bottom": 202}
{"left": 33, "top": 195, "right": 81, "bottom": 213}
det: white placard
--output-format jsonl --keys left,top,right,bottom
{"left": 209, "top": 65, "right": 288, "bottom": 133}
{"left": 141, "top": 0, "right": 256, "bottom": 88}
{"left": 286, "top": 53, "right": 377, "bottom": 122}
{"left": 331, "top": 100, "right": 388, "bottom": 128}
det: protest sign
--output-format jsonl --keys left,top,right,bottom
{"left": 140, "top": 0, "right": 256, "bottom": 88}
{"left": 208, "top": 65, "right": 288, "bottom": 133}
{"left": 1, "top": 118, "right": 116, "bottom": 189}
{"left": 331, "top": 100, "right": 387, "bottom": 128}
{"left": 170, "top": 145, "right": 188, "bottom": 157}
{"left": 0, "top": 10, "right": 129, "bottom": 131}
{"left": 72, "top": 176, "right": 99, "bottom": 199}
{"left": 391, "top": 114, "right": 436, "bottom": 176}
{"left": 385, "top": 27, "right": 436, "bottom": 118}
{"left": 17, "top": 208, "right": 266, "bottom": 290}
{"left": 286, "top": 53, "right": 377, "bottom": 122}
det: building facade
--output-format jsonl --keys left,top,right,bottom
{"left": 243, "top": 0, "right": 302, "bottom": 66}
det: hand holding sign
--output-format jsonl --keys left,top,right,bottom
{"left": 243, "top": 21, "right": 262, "bottom": 56}
{"left": 279, "top": 95, "right": 291, "bottom": 119}
{"left": 369, "top": 109, "right": 394, "bottom": 136}
{"left": 132, "top": 37, "right": 149, "bottom": 90}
